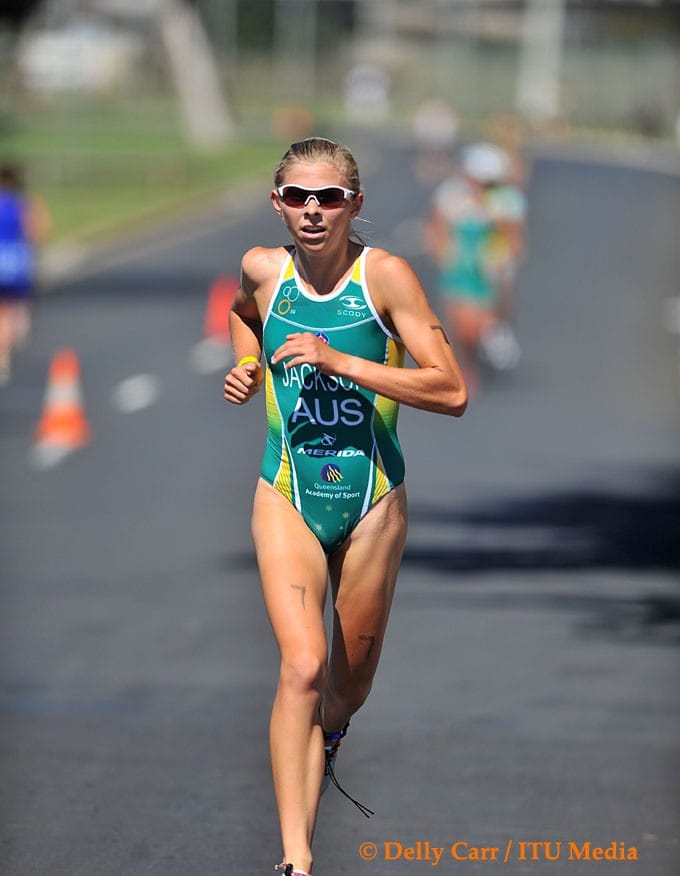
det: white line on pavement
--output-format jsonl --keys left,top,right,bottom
{"left": 111, "top": 374, "right": 161, "bottom": 413}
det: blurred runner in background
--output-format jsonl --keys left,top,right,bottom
{"left": 426, "top": 139, "right": 526, "bottom": 392}
{"left": 0, "top": 163, "right": 52, "bottom": 384}
{"left": 485, "top": 113, "right": 530, "bottom": 189}
{"left": 482, "top": 114, "right": 530, "bottom": 365}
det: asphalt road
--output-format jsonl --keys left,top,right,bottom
{"left": 1, "top": 136, "right": 679, "bottom": 876}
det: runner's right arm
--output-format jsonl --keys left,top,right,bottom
{"left": 224, "top": 247, "right": 269, "bottom": 405}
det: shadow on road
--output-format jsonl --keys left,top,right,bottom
{"left": 405, "top": 487, "right": 680, "bottom": 573}
{"left": 221, "top": 468, "right": 680, "bottom": 644}
{"left": 402, "top": 467, "right": 680, "bottom": 645}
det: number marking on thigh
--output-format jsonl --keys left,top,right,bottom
{"left": 291, "top": 583, "right": 307, "bottom": 609}
{"left": 358, "top": 634, "right": 376, "bottom": 658}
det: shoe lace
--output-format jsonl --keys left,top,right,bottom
{"left": 323, "top": 722, "right": 374, "bottom": 818}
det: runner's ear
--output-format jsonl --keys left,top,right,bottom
{"left": 271, "top": 190, "right": 283, "bottom": 217}
{"left": 349, "top": 192, "right": 364, "bottom": 219}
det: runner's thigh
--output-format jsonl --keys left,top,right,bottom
{"left": 252, "top": 479, "right": 329, "bottom": 656}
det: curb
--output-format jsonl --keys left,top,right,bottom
{"left": 37, "top": 175, "right": 272, "bottom": 290}
{"left": 36, "top": 134, "right": 680, "bottom": 291}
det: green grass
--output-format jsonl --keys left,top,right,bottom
{"left": 0, "top": 97, "right": 284, "bottom": 244}
{"left": 8, "top": 92, "right": 672, "bottom": 248}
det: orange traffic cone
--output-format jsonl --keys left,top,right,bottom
{"left": 203, "top": 275, "right": 238, "bottom": 343}
{"left": 34, "top": 348, "right": 91, "bottom": 449}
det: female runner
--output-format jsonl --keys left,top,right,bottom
{"left": 224, "top": 137, "right": 467, "bottom": 876}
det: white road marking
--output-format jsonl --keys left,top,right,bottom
{"left": 188, "top": 338, "right": 232, "bottom": 374}
{"left": 111, "top": 374, "right": 161, "bottom": 413}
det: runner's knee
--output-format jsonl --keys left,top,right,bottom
{"left": 326, "top": 676, "right": 373, "bottom": 717}
{"left": 280, "top": 650, "right": 327, "bottom": 698}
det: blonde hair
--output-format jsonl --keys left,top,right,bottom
{"left": 274, "top": 137, "right": 361, "bottom": 193}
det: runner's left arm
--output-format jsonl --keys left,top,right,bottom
{"left": 270, "top": 251, "right": 467, "bottom": 417}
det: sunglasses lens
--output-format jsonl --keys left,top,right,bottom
{"left": 316, "top": 188, "right": 346, "bottom": 208}
{"left": 279, "top": 186, "right": 350, "bottom": 208}
{"left": 279, "top": 186, "right": 308, "bottom": 207}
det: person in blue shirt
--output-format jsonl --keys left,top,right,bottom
{"left": 0, "top": 163, "right": 51, "bottom": 384}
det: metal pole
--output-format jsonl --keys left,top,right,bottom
{"left": 515, "top": 0, "right": 566, "bottom": 123}
{"left": 274, "top": 0, "right": 318, "bottom": 104}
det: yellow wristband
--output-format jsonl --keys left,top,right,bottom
{"left": 237, "top": 355, "right": 260, "bottom": 368}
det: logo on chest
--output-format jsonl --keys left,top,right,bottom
{"left": 277, "top": 283, "right": 301, "bottom": 316}
{"left": 337, "top": 295, "right": 367, "bottom": 318}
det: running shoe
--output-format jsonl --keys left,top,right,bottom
{"left": 274, "top": 863, "right": 311, "bottom": 876}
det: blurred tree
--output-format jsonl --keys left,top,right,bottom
{"left": 237, "top": 0, "right": 275, "bottom": 50}
{"left": 155, "top": 0, "right": 235, "bottom": 149}
{"left": 236, "top": 0, "right": 354, "bottom": 52}
{"left": 0, "top": 0, "right": 44, "bottom": 27}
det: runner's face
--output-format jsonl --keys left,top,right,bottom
{"left": 271, "top": 161, "right": 363, "bottom": 251}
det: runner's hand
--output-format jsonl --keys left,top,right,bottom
{"left": 224, "top": 361, "right": 263, "bottom": 404}
{"left": 271, "top": 333, "right": 338, "bottom": 373}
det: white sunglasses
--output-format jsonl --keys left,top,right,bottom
{"left": 276, "top": 184, "right": 357, "bottom": 209}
